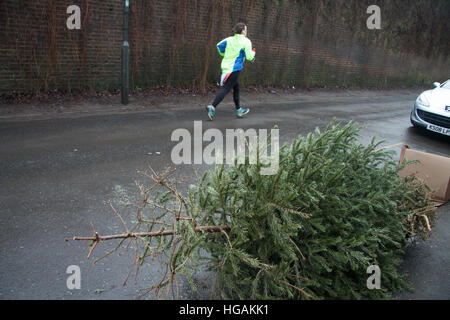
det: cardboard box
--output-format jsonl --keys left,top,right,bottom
{"left": 398, "top": 145, "right": 450, "bottom": 205}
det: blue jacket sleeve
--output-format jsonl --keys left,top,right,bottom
{"left": 217, "top": 39, "right": 227, "bottom": 57}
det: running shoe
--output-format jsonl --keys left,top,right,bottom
{"left": 236, "top": 107, "right": 250, "bottom": 117}
{"left": 206, "top": 105, "right": 216, "bottom": 120}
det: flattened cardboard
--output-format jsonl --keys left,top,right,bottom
{"left": 398, "top": 145, "right": 450, "bottom": 205}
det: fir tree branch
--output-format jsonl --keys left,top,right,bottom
{"left": 66, "top": 225, "right": 231, "bottom": 243}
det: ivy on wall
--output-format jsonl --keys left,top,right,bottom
{"left": 0, "top": 0, "right": 449, "bottom": 94}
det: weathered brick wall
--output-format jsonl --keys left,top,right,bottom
{"left": 1, "top": 0, "right": 123, "bottom": 93}
{"left": 1, "top": 0, "right": 449, "bottom": 94}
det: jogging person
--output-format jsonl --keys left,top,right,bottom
{"left": 206, "top": 23, "right": 256, "bottom": 120}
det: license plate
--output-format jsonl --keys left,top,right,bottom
{"left": 427, "top": 124, "right": 450, "bottom": 136}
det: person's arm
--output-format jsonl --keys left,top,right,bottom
{"left": 217, "top": 39, "right": 228, "bottom": 57}
{"left": 244, "top": 39, "right": 255, "bottom": 61}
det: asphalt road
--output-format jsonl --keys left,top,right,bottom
{"left": 0, "top": 89, "right": 449, "bottom": 300}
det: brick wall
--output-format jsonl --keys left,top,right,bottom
{"left": 1, "top": 0, "right": 449, "bottom": 94}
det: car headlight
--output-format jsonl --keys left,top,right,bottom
{"left": 416, "top": 94, "right": 430, "bottom": 107}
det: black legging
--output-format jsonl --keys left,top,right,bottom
{"left": 212, "top": 71, "right": 240, "bottom": 109}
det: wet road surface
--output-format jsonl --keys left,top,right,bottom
{"left": 0, "top": 89, "right": 449, "bottom": 299}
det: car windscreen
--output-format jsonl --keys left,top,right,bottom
{"left": 442, "top": 81, "right": 450, "bottom": 89}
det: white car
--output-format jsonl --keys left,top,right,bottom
{"left": 410, "top": 80, "right": 450, "bottom": 136}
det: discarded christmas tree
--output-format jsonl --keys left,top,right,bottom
{"left": 67, "top": 121, "right": 436, "bottom": 300}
